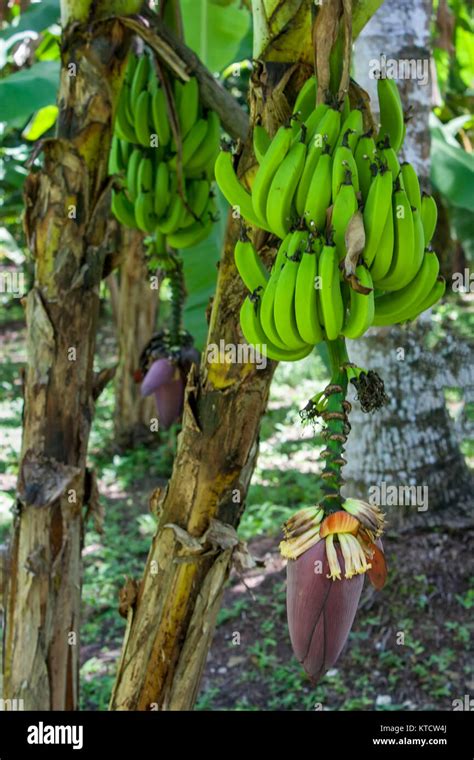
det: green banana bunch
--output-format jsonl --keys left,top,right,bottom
{"left": 109, "top": 50, "right": 221, "bottom": 252}
{"left": 221, "top": 75, "right": 445, "bottom": 365}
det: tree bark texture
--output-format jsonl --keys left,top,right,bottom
{"left": 345, "top": 0, "right": 473, "bottom": 519}
{"left": 344, "top": 322, "right": 474, "bottom": 518}
{"left": 114, "top": 229, "right": 157, "bottom": 448}
{"left": 3, "top": 11, "right": 131, "bottom": 709}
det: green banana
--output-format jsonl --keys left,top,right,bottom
{"left": 108, "top": 135, "right": 122, "bottom": 175}
{"left": 115, "top": 84, "right": 138, "bottom": 143}
{"left": 332, "top": 132, "right": 360, "bottom": 198}
{"left": 342, "top": 265, "right": 374, "bottom": 339}
{"left": 301, "top": 103, "right": 330, "bottom": 144}
{"left": 126, "top": 148, "right": 142, "bottom": 201}
{"left": 214, "top": 150, "right": 270, "bottom": 230}
{"left": 135, "top": 191, "right": 157, "bottom": 233}
{"left": 167, "top": 215, "right": 214, "bottom": 249}
{"left": 240, "top": 295, "right": 313, "bottom": 362}
{"left": 234, "top": 237, "right": 269, "bottom": 292}
{"left": 124, "top": 53, "right": 138, "bottom": 87}
{"left": 292, "top": 76, "right": 317, "bottom": 127}
{"left": 421, "top": 192, "right": 438, "bottom": 244}
{"left": 377, "top": 135, "right": 402, "bottom": 184}
{"left": 274, "top": 233, "right": 309, "bottom": 349}
{"left": 319, "top": 240, "right": 344, "bottom": 340}
{"left": 405, "top": 275, "right": 445, "bottom": 320}
{"left": 373, "top": 250, "right": 440, "bottom": 325}
{"left": 151, "top": 86, "right": 171, "bottom": 149}
{"left": 295, "top": 237, "right": 324, "bottom": 344}
{"left": 134, "top": 90, "right": 152, "bottom": 148}
{"left": 260, "top": 234, "right": 294, "bottom": 350}
{"left": 154, "top": 161, "right": 170, "bottom": 218}
{"left": 335, "top": 110, "right": 363, "bottom": 151}
{"left": 266, "top": 139, "right": 306, "bottom": 238}
{"left": 111, "top": 190, "right": 137, "bottom": 229}
{"left": 130, "top": 54, "right": 151, "bottom": 109}
{"left": 119, "top": 139, "right": 132, "bottom": 164}
{"left": 177, "top": 77, "right": 199, "bottom": 138}
{"left": 332, "top": 172, "right": 358, "bottom": 261}
{"left": 377, "top": 76, "right": 404, "bottom": 153}
{"left": 362, "top": 165, "right": 393, "bottom": 267}
{"left": 156, "top": 192, "right": 187, "bottom": 235}
{"left": 295, "top": 137, "right": 326, "bottom": 218}
{"left": 186, "top": 111, "right": 220, "bottom": 173}
{"left": 187, "top": 178, "right": 210, "bottom": 220}
{"left": 306, "top": 106, "right": 341, "bottom": 152}
{"left": 354, "top": 132, "right": 377, "bottom": 201}
{"left": 168, "top": 118, "right": 209, "bottom": 169}
{"left": 376, "top": 185, "right": 417, "bottom": 291}
{"left": 252, "top": 124, "right": 293, "bottom": 228}
{"left": 401, "top": 161, "right": 421, "bottom": 210}
{"left": 303, "top": 151, "right": 332, "bottom": 233}
{"left": 137, "top": 155, "right": 153, "bottom": 192}
{"left": 253, "top": 124, "right": 271, "bottom": 163}
{"left": 369, "top": 203, "right": 394, "bottom": 282}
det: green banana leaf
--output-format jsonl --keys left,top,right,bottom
{"left": 182, "top": 189, "right": 228, "bottom": 349}
{"left": 181, "top": 0, "right": 251, "bottom": 73}
{"left": 430, "top": 115, "right": 474, "bottom": 213}
{"left": 0, "top": 60, "right": 60, "bottom": 126}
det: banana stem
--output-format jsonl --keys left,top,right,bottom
{"left": 319, "top": 337, "right": 351, "bottom": 513}
{"left": 168, "top": 255, "right": 185, "bottom": 347}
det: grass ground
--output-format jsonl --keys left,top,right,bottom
{"left": 0, "top": 299, "right": 472, "bottom": 711}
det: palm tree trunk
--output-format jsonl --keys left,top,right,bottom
{"left": 2, "top": 1, "right": 140, "bottom": 710}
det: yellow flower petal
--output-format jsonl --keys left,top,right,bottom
{"left": 325, "top": 534, "right": 342, "bottom": 580}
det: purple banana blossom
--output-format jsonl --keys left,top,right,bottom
{"left": 286, "top": 539, "right": 364, "bottom": 683}
{"left": 141, "top": 358, "right": 184, "bottom": 430}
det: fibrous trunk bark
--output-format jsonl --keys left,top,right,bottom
{"left": 346, "top": 0, "right": 473, "bottom": 519}
{"left": 114, "top": 229, "right": 157, "bottom": 448}
{"left": 2, "top": 4, "right": 135, "bottom": 710}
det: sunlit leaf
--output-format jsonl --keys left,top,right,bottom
{"left": 23, "top": 104, "right": 58, "bottom": 140}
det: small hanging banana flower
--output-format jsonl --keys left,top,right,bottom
{"left": 281, "top": 499, "right": 387, "bottom": 682}
{"left": 140, "top": 358, "right": 185, "bottom": 430}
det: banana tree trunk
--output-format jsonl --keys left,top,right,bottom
{"left": 2, "top": 2, "right": 140, "bottom": 710}
{"left": 345, "top": 0, "right": 473, "bottom": 519}
{"left": 110, "top": 0, "right": 386, "bottom": 712}
{"left": 114, "top": 228, "right": 158, "bottom": 448}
